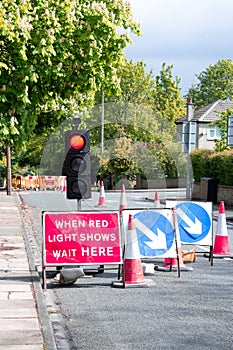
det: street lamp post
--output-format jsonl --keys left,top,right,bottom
{"left": 101, "top": 90, "right": 104, "bottom": 155}
{"left": 186, "top": 99, "right": 195, "bottom": 200}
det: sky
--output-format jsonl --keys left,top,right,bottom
{"left": 125, "top": 0, "right": 233, "bottom": 95}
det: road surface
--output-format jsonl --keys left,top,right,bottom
{"left": 19, "top": 190, "right": 233, "bottom": 350}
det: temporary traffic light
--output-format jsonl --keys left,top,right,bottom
{"left": 62, "top": 130, "right": 91, "bottom": 200}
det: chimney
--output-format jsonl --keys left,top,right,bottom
{"left": 187, "top": 98, "right": 195, "bottom": 121}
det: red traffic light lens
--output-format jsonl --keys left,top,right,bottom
{"left": 70, "top": 134, "right": 85, "bottom": 150}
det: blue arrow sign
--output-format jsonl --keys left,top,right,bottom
{"left": 133, "top": 211, "right": 175, "bottom": 257}
{"left": 175, "top": 202, "right": 211, "bottom": 243}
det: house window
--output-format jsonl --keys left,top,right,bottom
{"left": 208, "top": 125, "right": 221, "bottom": 140}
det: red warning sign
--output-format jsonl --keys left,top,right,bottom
{"left": 43, "top": 212, "right": 122, "bottom": 266}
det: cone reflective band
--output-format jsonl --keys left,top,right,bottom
{"left": 70, "top": 134, "right": 85, "bottom": 150}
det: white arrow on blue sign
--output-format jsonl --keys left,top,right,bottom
{"left": 175, "top": 202, "right": 212, "bottom": 244}
{"left": 133, "top": 210, "right": 175, "bottom": 257}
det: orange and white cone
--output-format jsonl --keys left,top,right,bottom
{"left": 112, "top": 214, "right": 155, "bottom": 288}
{"left": 163, "top": 231, "right": 192, "bottom": 271}
{"left": 154, "top": 191, "right": 160, "bottom": 208}
{"left": 156, "top": 219, "right": 193, "bottom": 272}
{"left": 119, "top": 184, "right": 127, "bottom": 213}
{"left": 213, "top": 201, "right": 231, "bottom": 255}
{"left": 98, "top": 180, "right": 106, "bottom": 206}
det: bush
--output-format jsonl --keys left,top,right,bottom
{"left": 191, "top": 148, "right": 233, "bottom": 185}
{"left": 190, "top": 149, "right": 214, "bottom": 182}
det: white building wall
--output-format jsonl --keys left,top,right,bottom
{"left": 197, "top": 123, "right": 216, "bottom": 150}
{"left": 176, "top": 122, "right": 216, "bottom": 151}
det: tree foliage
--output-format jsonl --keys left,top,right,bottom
{"left": 97, "top": 60, "right": 185, "bottom": 136}
{"left": 153, "top": 62, "right": 186, "bottom": 130}
{"left": 185, "top": 59, "right": 233, "bottom": 108}
{"left": 106, "top": 59, "right": 155, "bottom": 107}
{"left": 32, "top": 59, "right": 187, "bottom": 179}
{"left": 212, "top": 107, "right": 233, "bottom": 152}
{"left": 96, "top": 127, "right": 180, "bottom": 187}
{"left": 1, "top": 0, "right": 188, "bottom": 181}
{"left": 191, "top": 148, "right": 233, "bottom": 186}
{"left": 0, "top": 0, "right": 140, "bottom": 150}
{"left": 94, "top": 61, "right": 186, "bottom": 183}
{"left": 104, "top": 60, "right": 186, "bottom": 127}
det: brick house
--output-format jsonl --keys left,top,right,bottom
{"left": 175, "top": 100, "right": 233, "bottom": 150}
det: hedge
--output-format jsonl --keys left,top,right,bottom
{"left": 191, "top": 149, "right": 233, "bottom": 185}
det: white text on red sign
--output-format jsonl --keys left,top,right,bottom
{"left": 43, "top": 212, "right": 122, "bottom": 265}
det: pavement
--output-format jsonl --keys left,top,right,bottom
{"left": 0, "top": 191, "right": 56, "bottom": 350}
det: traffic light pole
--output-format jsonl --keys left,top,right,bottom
{"left": 6, "top": 145, "right": 12, "bottom": 196}
{"left": 77, "top": 199, "right": 81, "bottom": 211}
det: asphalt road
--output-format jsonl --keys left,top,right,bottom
{"left": 19, "top": 188, "right": 186, "bottom": 212}
{"left": 53, "top": 257, "right": 233, "bottom": 350}
{"left": 19, "top": 190, "right": 233, "bottom": 350}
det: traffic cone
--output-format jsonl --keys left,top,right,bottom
{"left": 163, "top": 254, "right": 185, "bottom": 270}
{"left": 112, "top": 214, "right": 155, "bottom": 288}
{"left": 154, "top": 191, "right": 160, "bottom": 208}
{"left": 213, "top": 201, "right": 231, "bottom": 255}
{"left": 164, "top": 228, "right": 194, "bottom": 271}
{"left": 119, "top": 184, "right": 127, "bottom": 213}
{"left": 155, "top": 220, "right": 193, "bottom": 272}
{"left": 98, "top": 180, "right": 106, "bottom": 206}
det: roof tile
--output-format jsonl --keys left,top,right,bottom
{"left": 175, "top": 100, "right": 233, "bottom": 124}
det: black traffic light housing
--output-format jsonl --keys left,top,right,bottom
{"left": 62, "top": 129, "right": 91, "bottom": 200}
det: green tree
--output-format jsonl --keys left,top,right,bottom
{"left": 90, "top": 61, "right": 186, "bottom": 183}
{"left": 96, "top": 124, "right": 180, "bottom": 188}
{"left": 185, "top": 59, "right": 233, "bottom": 108}
{"left": 212, "top": 107, "right": 233, "bottom": 151}
{"left": 95, "top": 60, "right": 185, "bottom": 140}
{"left": 92, "top": 58, "right": 161, "bottom": 153}
{"left": 153, "top": 62, "right": 186, "bottom": 133}
{"left": 0, "top": 0, "right": 141, "bottom": 150}
{"left": 106, "top": 59, "right": 155, "bottom": 107}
